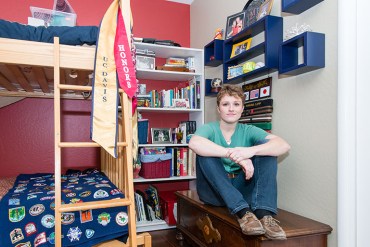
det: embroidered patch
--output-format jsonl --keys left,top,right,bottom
{"left": 85, "top": 229, "right": 95, "bottom": 239}
{"left": 116, "top": 212, "right": 129, "bottom": 226}
{"left": 94, "top": 189, "right": 109, "bottom": 199}
{"left": 110, "top": 189, "right": 121, "bottom": 195}
{"left": 66, "top": 192, "right": 76, "bottom": 198}
{"left": 62, "top": 189, "right": 72, "bottom": 193}
{"left": 95, "top": 184, "right": 112, "bottom": 188}
{"left": 9, "top": 206, "right": 26, "bottom": 222}
{"left": 48, "top": 232, "right": 55, "bottom": 244}
{"left": 80, "top": 210, "right": 93, "bottom": 223}
{"left": 70, "top": 198, "right": 83, "bottom": 204}
{"left": 14, "top": 187, "right": 26, "bottom": 193}
{"left": 33, "top": 183, "right": 46, "bottom": 187}
{"left": 10, "top": 228, "right": 24, "bottom": 244}
{"left": 25, "top": 222, "right": 37, "bottom": 236}
{"left": 41, "top": 214, "right": 55, "bottom": 228}
{"left": 34, "top": 232, "right": 47, "bottom": 247}
{"left": 9, "top": 198, "right": 20, "bottom": 206}
{"left": 27, "top": 194, "right": 37, "bottom": 200}
{"left": 98, "top": 212, "right": 111, "bottom": 226}
{"left": 79, "top": 191, "right": 91, "bottom": 197}
{"left": 67, "top": 226, "right": 82, "bottom": 242}
{"left": 61, "top": 213, "right": 75, "bottom": 225}
{"left": 15, "top": 241, "right": 31, "bottom": 247}
{"left": 29, "top": 204, "right": 45, "bottom": 216}
{"left": 40, "top": 196, "right": 55, "bottom": 201}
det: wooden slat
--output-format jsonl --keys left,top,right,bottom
{"left": 0, "top": 72, "right": 18, "bottom": 91}
{"left": 59, "top": 198, "right": 130, "bottom": 213}
{"left": 33, "top": 67, "right": 51, "bottom": 93}
{"left": 93, "top": 232, "right": 152, "bottom": 247}
{"left": 7, "top": 65, "right": 33, "bottom": 92}
{"left": 0, "top": 90, "right": 89, "bottom": 99}
{"left": 53, "top": 38, "right": 62, "bottom": 247}
{"left": 59, "top": 141, "right": 128, "bottom": 147}
{"left": 59, "top": 84, "right": 125, "bottom": 93}
{"left": 0, "top": 37, "right": 95, "bottom": 70}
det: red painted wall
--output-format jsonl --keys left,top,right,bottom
{"left": 0, "top": 0, "right": 190, "bottom": 177}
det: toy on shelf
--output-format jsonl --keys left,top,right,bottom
{"left": 214, "top": 28, "right": 224, "bottom": 40}
{"left": 211, "top": 78, "right": 223, "bottom": 93}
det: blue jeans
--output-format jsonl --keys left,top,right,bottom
{"left": 196, "top": 154, "right": 278, "bottom": 215}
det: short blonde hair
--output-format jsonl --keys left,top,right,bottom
{"left": 216, "top": 84, "right": 246, "bottom": 106}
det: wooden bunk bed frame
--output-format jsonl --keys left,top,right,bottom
{"left": 0, "top": 36, "right": 151, "bottom": 247}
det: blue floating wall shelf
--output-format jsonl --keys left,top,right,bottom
{"left": 279, "top": 31, "right": 325, "bottom": 76}
{"left": 204, "top": 39, "right": 224, "bottom": 67}
{"left": 282, "top": 0, "right": 324, "bottom": 14}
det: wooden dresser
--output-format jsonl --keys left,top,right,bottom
{"left": 176, "top": 190, "right": 332, "bottom": 247}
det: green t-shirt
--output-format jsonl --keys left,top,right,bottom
{"left": 194, "top": 121, "right": 268, "bottom": 173}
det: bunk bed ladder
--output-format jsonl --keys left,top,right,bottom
{"left": 53, "top": 37, "right": 142, "bottom": 247}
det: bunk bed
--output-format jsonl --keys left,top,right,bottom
{"left": 0, "top": 3, "right": 151, "bottom": 247}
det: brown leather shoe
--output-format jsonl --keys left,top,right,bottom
{"left": 237, "top": 211, "right": 266, "bottom": 235}
{"left": 260, "top": 215, "right": 287, "bottom": 240}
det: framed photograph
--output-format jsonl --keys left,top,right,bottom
{"left": 225, "top": 11, "right": 246, "bottom": 39}
{"left": 244, "top": 0, "right": 265, "bottom": 27}
{"left": 230, "top": 38, "right": 252, "bottom": 58}
{"left": 257, "top": 0, "right": 274, "bottom": 20}
{"left": 151, "top": 128, "right": 172, "bottom": 144}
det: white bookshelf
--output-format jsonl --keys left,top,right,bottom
{"left": 134, "top": 42, "right": 204, "bottom": 232}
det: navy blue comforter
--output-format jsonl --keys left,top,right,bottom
{"left": 0, "top": 19, "right": 98, "bottom": 45}
{"left": 0, "top": 169, "right": 128, "bottom": 246}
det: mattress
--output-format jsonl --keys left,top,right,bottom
{"left": 0, "top": 169, "right": 129, "bottom": 247}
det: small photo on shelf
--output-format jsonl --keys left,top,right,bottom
{"left": 225, "top": 11, "right": 246, "bottom": 39}
{"left": 151, "top": 128, "right": 172, "bottom": 144}
{"left": 230, "top": 38, "right": 252, "bottom": 58}
{"left": 256, "top": 0, "right": 274, "bottom": 21}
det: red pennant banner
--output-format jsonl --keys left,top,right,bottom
{"left": 114, "top": 7, "right": 137, "bottom": 99}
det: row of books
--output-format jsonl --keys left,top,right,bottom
{"left": 167, "top": 147, "right": 196, "bottom": 177}
{"left": 137, "top": 79, "right": 201, "bottom": 109}
{"left": 135, "top": 185, "right": 161, "bottom": 222}
{"left": 138, "top": 147, "right": 196, "bottom": 177}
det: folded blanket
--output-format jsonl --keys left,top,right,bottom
{"left": 0, "top": 19, "right": 98, "bottom": 45}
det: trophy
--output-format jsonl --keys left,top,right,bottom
{"left": 211, "top": 78, "right": 223, "bottom": 93}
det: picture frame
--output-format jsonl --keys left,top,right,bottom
{"left": 225, "top": 11, "right": 246, "bottom": 39}
{"left": 230, "top": 38, "right": 252, "bottom": 58}
{"left": 151, "top": 128, "right": 172, "bottom": 144}
{"left": 257, "top": 0, "right": 274, "bottom": 21}
{"left": 244, "top": 0, "right": 265, "bottom": 27}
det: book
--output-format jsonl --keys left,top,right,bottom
{"left": 188, "top": 148, "right": 197, "bottom": 177}
{"left": 145, "top": 185, "right": 162, "bottom": 220}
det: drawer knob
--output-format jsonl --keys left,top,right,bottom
{"left": 196, "top": 215, "right": 221, "bottom": 243}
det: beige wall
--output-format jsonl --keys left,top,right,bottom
{"left": 190, "top": 1, "right": 337, "bottom": 246}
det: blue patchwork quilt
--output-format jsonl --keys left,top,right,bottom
{"left": 0, "top": 169, "right": 129, "bottom": 247}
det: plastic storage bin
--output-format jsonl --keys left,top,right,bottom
{"left": 139, "top": 153, "right": 172, "bottom": 178}
{"left": 30, "top": 6, "right": 77, "bottom": 27}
